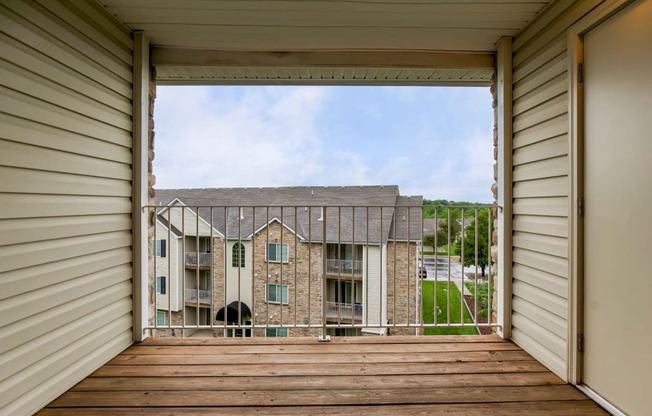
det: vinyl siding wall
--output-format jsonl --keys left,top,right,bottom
{"left": 510, "top": 0, "right": 603, "bottom": 379}
{"left": 0, "top": 1, "right": 134, "bottom": 414}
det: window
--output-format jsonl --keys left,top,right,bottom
{"left": 156, "top": 239, "right": 166, "bottom": 257}
{"left": 156, "top": 276, "right": 166, "bottom": 295}
{"left": 266, "top": 328, "right": 288, "bottom": 337}
{"left": 232, "top": 242, "right": 245, "bottom": 268}
{"left": 267, "top": 284, "right": 289, "bottom": 304}
{"left": 267, "top": 243, "right": 289, "bottom": 262}
{"left": 156, "top": 310, "right": 166, "bottom": 326}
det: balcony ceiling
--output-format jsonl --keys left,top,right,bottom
{"left": 98, "top": 0, "right": 554, "bottom": 85}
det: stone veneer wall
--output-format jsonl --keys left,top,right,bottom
{"left": 490, "top": 75, "right": 499, "bottom": 327}
{"left": 386, "top": 242, "right": 421, "bottom": 336}
{"left": 251, "top": 221, "right": 322, "bottom": 338}
{"left": 147, "top": 66, "right": 157, "bottom": 334}
{"left": 211, "top": 237, "right": 228, "bottom": 336}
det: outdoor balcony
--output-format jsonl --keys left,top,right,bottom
{"left": 37, "top": 336, "right": 608, "bottom": 415}
{"left": 184, "top": 289, "right": 212, "bottom": 306}
{"left": 326, "top": 259, "right": 363, "bottom": 277}
{"left": 185, "top": 252, "right": 212, "bottom": 270}
{"left": 326, "top": 301, "right": 363, "bottom": 321}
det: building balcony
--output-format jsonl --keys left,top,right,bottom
{"left": 185, "top": 252, "right": 212, "bottom": 269}
{"left": 326, "top": 301, "right": 363, "bottom": 321}
{"left": 184, "top": 289, "right": 212, "bottom": 305}
{"left": 326, "top": 259, "right": 363, "bottom": 276}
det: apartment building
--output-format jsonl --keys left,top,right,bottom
{"left": 151, "top": 186, "right": 423, "bottom": 337}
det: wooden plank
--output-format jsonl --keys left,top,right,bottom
{"left": 73, "top": 372, "right": 564, "bottom": 392}
{"left": 108, "top": 350, "right": 534, "bottom": 365}
{"left": 38, "top": 400, "right": 610, "bottom": 416}
{"left": 48, "top": 385, "right": 588, "bottom": 407}
{"left": 139, "top": 334, "right": 505, "bottom": 346}
{"left": 123, "top": 342, "right": 521, "bottom": 355}
{"left": 91, "top": 360, "right": 549, "bottom": 377}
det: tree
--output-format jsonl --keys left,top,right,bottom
{"left": 456, "top": 210, "right": 491, "bottom": 277}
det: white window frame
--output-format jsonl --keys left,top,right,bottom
{"left": 232, "top": 242, "right": 245, "bottom": 268}
{"left": 266, "top": 243, "right": 289, "bottom": 263}
{"left": 266, "top": 328, "right": 289, "bottom": 337}
{"left": 267, "top": 284, "right": 289, "bottom": 304}
{"left": 156, "top": 310, "right": 166, "bottom": 326}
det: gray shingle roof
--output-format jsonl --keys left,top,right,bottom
{"left": 153, "top": 186, "right": 423, "bottom": 243}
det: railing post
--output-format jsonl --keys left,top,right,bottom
{"left": 320, "top": 206, "right": 330, "bottom": 341}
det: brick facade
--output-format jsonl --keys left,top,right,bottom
{"left": 251, "top": 221, "right": 322, "bottom": 337}
{"left": 386, "top": 241, "right": 421, "bottom": 336}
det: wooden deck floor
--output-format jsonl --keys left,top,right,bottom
{"left": 39, "top": 335, "right": 608, "bottom": 415}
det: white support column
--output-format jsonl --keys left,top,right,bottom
{"left": 132, "top": 32, "right": 150, "bottom": 342}
{"left": 496, "top": 37, "right": 513, "bottom": 339}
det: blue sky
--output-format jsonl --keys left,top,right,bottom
{"left": 154, "top": 86, "right": 494, "bottom": 202}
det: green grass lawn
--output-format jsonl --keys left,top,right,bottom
{"left": 422, "top": 280, "right": 478, "bottom": 335}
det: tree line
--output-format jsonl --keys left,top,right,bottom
{"left": 422, "top": 199, "right": 492, "bottom": 277}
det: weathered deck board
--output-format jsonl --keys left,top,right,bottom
{"left": 39, "top": 336, "right": 609, "bottom": 415}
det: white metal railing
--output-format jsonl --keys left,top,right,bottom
{"left": 326, "top": 302, "right": 363, "bottom": 320}
{"left": 325, "top": 259, "right": 363, "bottom": 275}
{"left": 149, "top": 203, "right": 497, "bottom": 337}
{"left": 185, "top": 289, "right": 212, "bottom": 305}
{"left": 185, "top": 252, "right": 212, "bottom": 267}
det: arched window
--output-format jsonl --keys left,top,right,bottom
{"left": 232, "top": 242, "right": 245, "bottom": 268}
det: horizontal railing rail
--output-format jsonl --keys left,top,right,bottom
{"left": 149, "top": 204, "right": 497, "bottom": 338}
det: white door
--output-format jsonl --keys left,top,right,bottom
{"left": 583, "top": 1, "right": 652, "bottom": 414}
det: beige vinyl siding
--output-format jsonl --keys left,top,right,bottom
{"left": 510, "top": 0, "right": 603, "bottom": 380}
{"left": 362, "top": 245, "right": 384, "bottom": 335}
{"left": 0, "top": 0, "right": 134, "bottom": 414}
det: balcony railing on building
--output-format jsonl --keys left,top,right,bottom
{"left": 185, "top": 252, "right": 212, "bottom": 268}
{"left": 184, "top": 289, "right": 212, "bottom": 305}
{"left": 325, "top": 259, "right": 363, "bottom": 275}
{"left": 326, "top": 302, "right": 363, "bottom": 320}
{"left": 150, "top": 203, "right": 496, "bottom": 337}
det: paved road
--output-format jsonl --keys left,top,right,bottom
{"left": 422, "top": 256, "right": 463, "bottom": 281}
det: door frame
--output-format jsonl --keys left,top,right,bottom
{"left": 567, "top": 0, "right": 636, "bottom": 412}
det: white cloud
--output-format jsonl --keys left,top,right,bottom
{"left": 154, "top": 86, "right": 327, "bottom": 189}
{"left": 153, "top": 86, "right": 495, "bottom": 202}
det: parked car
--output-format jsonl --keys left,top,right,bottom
{"left": 419, "top": 267, "right": 428, "bottom": 279}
